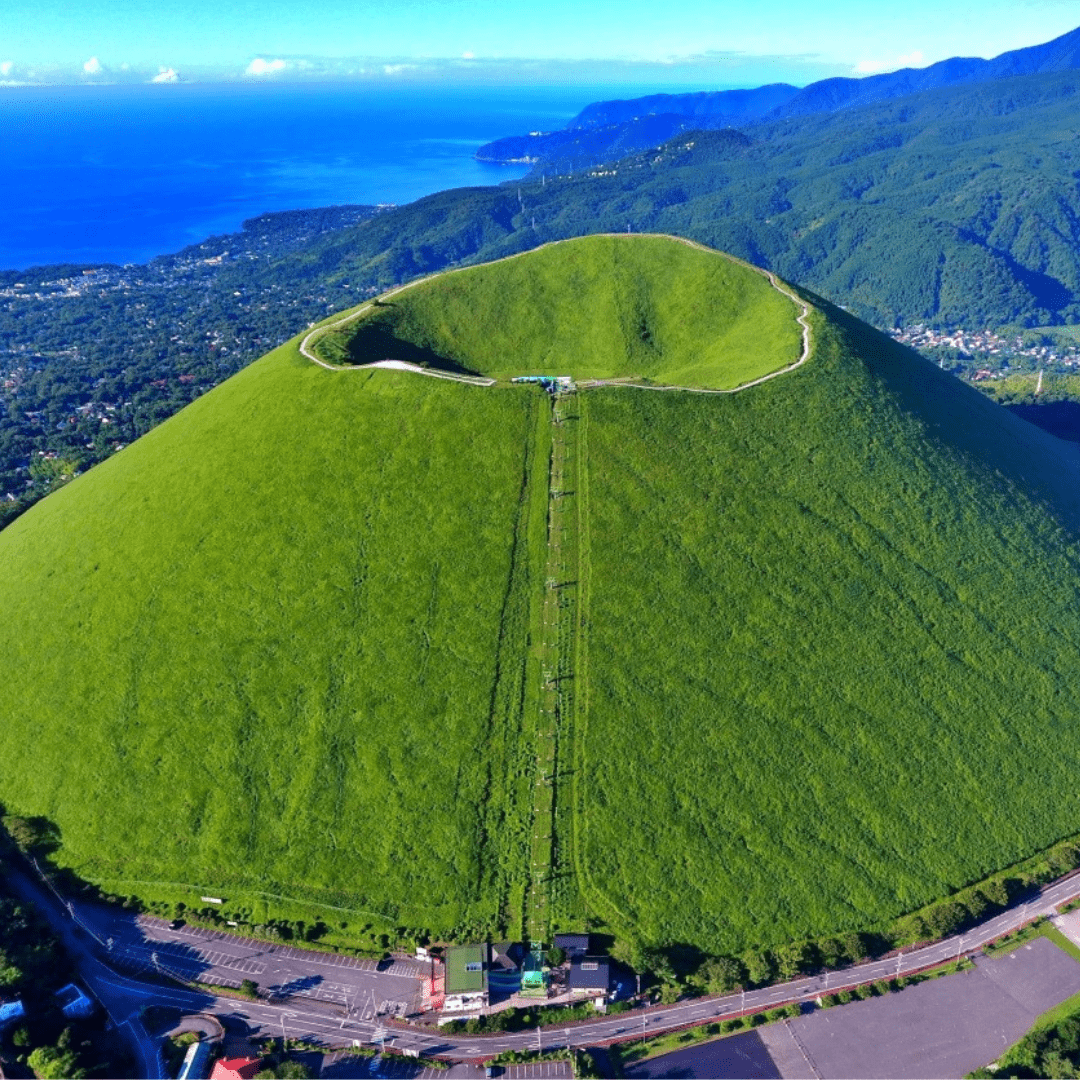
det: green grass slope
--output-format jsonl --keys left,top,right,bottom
{"left": 7, "top": 237, "right": 1080, "bottom": 962}
{"left": 576, "top": 298, "right": 1080, "bottom": 955}
{"left": 0, "top": 342, "right": 542, "bottom": 940}
{"left": 315, "top": 235, "right": 802, "bottom": 390}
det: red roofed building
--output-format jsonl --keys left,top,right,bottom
{"left": 210, "top": 1057, "right": 263, "bottom": 1080}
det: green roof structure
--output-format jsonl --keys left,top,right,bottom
{"left": 445, "top": 944, "right": 487, "bottom": 996}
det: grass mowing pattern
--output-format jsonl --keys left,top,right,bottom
{"left": 0, "top": 343, "right": 538, "bottom": 940}
{"left": 527, "top": 392, "right": 586, "bottom": 940}
{"left": 578, "top": 302, "right": 1080, "bottom": 956}
{"left": 493, "top": 390, "right": 552, "bottom": 939}
{"left": 316, "top": 235, "right": 802, "bottom": 390}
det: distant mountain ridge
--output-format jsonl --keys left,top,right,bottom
{"left": 774, "top": 23, "right": 1080, "bottom": 117}
{"left": 567, "top": 83, "right": 799, "bottom": 129}
{"left": 477, "top": 24, "right": 1080, "bottom": 174}
{"left": 475, "top": 83, "right": 796, "bottom": 169}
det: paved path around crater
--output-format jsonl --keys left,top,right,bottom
{"left": 297, "top": 233, "right": 813, "bottom": 395}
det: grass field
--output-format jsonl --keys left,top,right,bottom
{"left": 0, "top": 342, "right": 543, "bottom": 942}
{"left": 314, "top": 235, "right": 803, "bottom": 390}
{"left": 576, "top": 300, "right": 1080, "bottom": 956}
{"left": 8, "top": 239, "right": 1080, "bottom": 960}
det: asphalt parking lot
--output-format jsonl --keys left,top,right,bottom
{"left": 625, "top": 1030, "right": 781, "bottom": 1079}
{"left": 77, "top": 901, "right": 426, "bottom": 1019}
{"left": 783, "top": 936, "right": 1080, "bottom": 1078}
{"left": 625, "top": 936, "right": 1080, "bottom": 1079}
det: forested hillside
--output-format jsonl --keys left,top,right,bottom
{"left": 263, "top": 69, "right": 1080, "bottom": 330}
{"left": 476, "top": 23, "right": 1080, "bottom": 173}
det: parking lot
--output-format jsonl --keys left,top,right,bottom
{"left": 76, "top": 901, "right": 426, "bottom": 1018}
{"left": 778, "top": 936, "right": 1080, "bottom": 1078}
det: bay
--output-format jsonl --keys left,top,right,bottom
{"left": 0, "top": 82, "right": 599, "bottom": 269}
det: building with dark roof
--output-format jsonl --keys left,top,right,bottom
{"left": 490, "top": 941, "right": 524, "bottom": 972}
{"left": 568, "top": 955, "right": 610, "bottom": 998}
{"left": 55, "top": 983, "right": 95, "bottom": 1019}
{"left": 554, "top": 933, "right": 590, "bottom": 958}
{"left": 0, "top": 999, "right": 25, "bottom": 1028}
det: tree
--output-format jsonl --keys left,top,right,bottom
{"left": 924, "top": 901, "right": 969, "bottom": 939}
{"left": 774, "top": 941, "right": 815, "bottom": 981}
{"left": 977, "top": 878, "right": 1010, "bottom": 909}
{"left": 840, "top": 932, "right": 870, "bottom": 962}
{"left": 1, "top": 814, "right": 59, "bottom": 854}
{"left": 240, "top": 978, "right": 259, "bottom": 999}
{"left": 0, "top": 946, "right": 24, "bottom": 990}
{"left": 742, "top": 950, "right": 776, "bottom": 988}
{"left": 700, "top": 955, "right": 745, "bottom": 993}
{"left": 27, "top": 1045, "right": 85, "bottom": 1080}
{"left": 817, "top": 937, "right": 845, "bottom": 970}
{"left": 639, "top": 948, "right": 677, "bottom": 985}
{"left": 276, "top": 1063, "right": 315, "bottom": 1080}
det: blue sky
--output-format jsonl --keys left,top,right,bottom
{"left": 2, "top": 0, "right": 1079, "bottom": 86}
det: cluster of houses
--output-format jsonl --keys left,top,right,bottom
{"left": 439, "top": 934, "right": 612, "bottom": 1015}
{"left": 890, "top": 324, "right": 1080, "bottom": 371}
{"left": 0, "top": 981, "right": 96, "bottom": 1032}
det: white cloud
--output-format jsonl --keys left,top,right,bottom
{"left": 245, "top": 57, "right": 287, "bottom": 76}
{"left": 150, "top": 66, "right": 179, "bottom": 83}
{"left": 83, "top": 56, "right": 103, "bottom": 75}
{"left": 855, "top": 49, "right": 926, "bottom": 75}
{"left": 461, "top": 51, "right": 475, "bottom": 60}
{"left": 382, "top": 63, "right": 416, "bottom": 75}
{"left": 0, "top": 61, "right": 12, "bottom": 76}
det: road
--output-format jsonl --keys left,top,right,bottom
{"left": 10, "top": 858, "right": 1080, "bottom": 1067}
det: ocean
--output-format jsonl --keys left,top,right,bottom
{"left": 0, "top": 82, "right": 609, "bottom": 270}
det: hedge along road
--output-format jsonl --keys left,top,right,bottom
{"left": 296, "top": 233, "right": 813, "bottom": 394}
{"left": 23, "top": 859, "right": 1080, "bottom": 1065}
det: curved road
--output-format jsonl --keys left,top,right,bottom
{"left": 11, "top": 859, "right": 1080, "bottom": 1066}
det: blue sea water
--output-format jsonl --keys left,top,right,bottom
{"left": 0, "top": 82, "right": 605, "bottom": 270}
